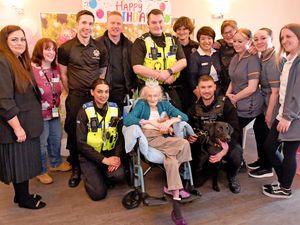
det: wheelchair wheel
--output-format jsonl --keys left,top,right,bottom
{"left": 122, "top": 189, "right": 142, "bottom": 209}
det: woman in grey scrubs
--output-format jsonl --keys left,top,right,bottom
{"left": 248, "top": 28, "right": 280, "bottom": 178}
{"left": 226, "top": 28, "right": 264, "bottom": 167}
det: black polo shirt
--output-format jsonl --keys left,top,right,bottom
{"left": 58, "top": 36, "right": 108, "bottom": 92}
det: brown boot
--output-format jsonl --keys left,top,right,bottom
{"left": 36, "top": 173, "right": 53, "bottom": 184}
{"left": 49, "top": 162, "right": 72, "bottom": 172}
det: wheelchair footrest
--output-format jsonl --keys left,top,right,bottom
{"left": 179, "top": 194, "right": 200, "bottom": 204}
{"left": 143, "top": 194, "right": 168, "bottom": 206}
{"left": 189, "top": 189, "right": 202, "bottom": 197}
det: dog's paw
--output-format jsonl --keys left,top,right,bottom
{"left": 212, "top": 184, "right": 220, "bottom": 192}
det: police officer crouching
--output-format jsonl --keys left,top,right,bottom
{"left": 187, "top": 75, "right": 242, "bottom": 194}
{"left": 76, "top": 78, "right": 125, "bottom": 201}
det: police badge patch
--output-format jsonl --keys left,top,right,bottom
{"left": 92, "top": 49, "right": 100, "bottom": 59}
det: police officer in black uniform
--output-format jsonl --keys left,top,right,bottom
{"left": 58, "top": 10, "right": 108, "bottom": 188}
{"left": 188, "top": 75, "right": 242, "bottom": 193}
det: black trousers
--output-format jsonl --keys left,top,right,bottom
{"left": 79, "top": 156, "right": 125, "bottom": 201}
{"left": 264, "top": 120, "right": 300, "bottom": 189}
{"left": 238, "top": 114, "right": 271, "bottom": 168}
{"left": 65, "top": 91, "right": 92, "bottom": 167}
{"left": 224, "top": 143, "right": 243, "bottom": 178}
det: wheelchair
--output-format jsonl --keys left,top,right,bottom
{"left": 121, "top": 123, "right": 201, "bottom": 210}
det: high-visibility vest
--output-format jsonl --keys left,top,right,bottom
{"left": 137, "top": 33, "right": 180, "bottom": 83}
{"left": 83, "top": 101, "right": 119, "bottom": 152}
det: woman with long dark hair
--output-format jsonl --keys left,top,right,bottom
{"left": 0, "top": 25, "right": 46, "bottom": 209}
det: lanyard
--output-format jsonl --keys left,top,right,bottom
{"left": 41, "top": 68, "right": 58, "bottom": 105}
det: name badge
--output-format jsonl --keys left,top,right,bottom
{"left": 52, "top": 107, "right": 59, "bottom": 118}
{"left": 52, "top": 77, "right": 60, "bottom": 83}
{"left": 201, "top": 62, "right": 209, "bottom": 66}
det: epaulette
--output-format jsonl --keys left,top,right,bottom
{"left": 82, "top": 101, "right": 93, "bottom": 109}
{"left": 139, "top": 33, "right": 150, "bottom": 40}
{"left": 165, "top": 33, "right": 173, "bottom": 38}
{"left": 108, "top": 102, "right": 118, "bottom": 108}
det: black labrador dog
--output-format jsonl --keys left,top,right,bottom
{"left": 195, "top": 121, "right": 233, "bottom": 192}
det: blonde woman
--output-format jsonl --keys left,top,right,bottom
{"left": 262, "top": 23, "right": 300, "bottom": 199}
{"left": 226, "top": 28, "right": 264, "bottom": 166}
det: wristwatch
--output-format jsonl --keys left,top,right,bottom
{"left": 167, "top": 68, "right": 174, "bottom": 76}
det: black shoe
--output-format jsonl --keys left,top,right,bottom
{"left": 68, "top": 167, "right": 81, "bottom": 188}
{"left": 262, "top": 186, "right": 292, "bottom": 199}
{"left": 14, "top": 194, "right": 42, "bottom": 204}
{"left": 247, "top": 160, "right": 261, "bottom": 170}
{"left": 18, "top": 196, "right": 46, "bottom": 209}
{"left": 248, "top": 168, "right": 273, "bottom": 178}
{"left": 262, "top": 181, "right": 280, "bottom": 191}
{"left": 228, "top": 177, "right": 241, "bottom": 194}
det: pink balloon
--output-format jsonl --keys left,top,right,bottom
{"left": 96, "top": 9, "right": 104, "bottom": 19}
{"left": 159, "top": 2, "right": 166, "bottom": 11}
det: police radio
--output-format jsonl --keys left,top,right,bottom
{"left": 90, "top": 117, "right": 98, "bottom": 132}
{"left": 151, "top": 47, "right": 158, "bottom": 60}
{"left": 170, "top": 44, "right": 178, "bottom": 54}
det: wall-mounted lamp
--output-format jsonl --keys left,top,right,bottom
{"left": 211, "top": 13, "right": 224, "bottom": 20}
{"left": 209, "top": 0, "right": 229, "bottom": 20}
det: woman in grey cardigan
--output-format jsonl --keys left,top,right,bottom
{"left": 262, "top": 23, "right": 300, "bottom": 199}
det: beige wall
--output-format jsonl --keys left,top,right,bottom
{"left": 170, "top": 0, "right": 300, "bottom": 48}
{"left": 1, "top": 0, "right": 300, "bottom": 48}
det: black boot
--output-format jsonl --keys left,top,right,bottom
{"left": 228, "top": 176, "right": 241, "bottom": 194}
{"left": 68, "top": 166, "right": 81, "bottom": 188}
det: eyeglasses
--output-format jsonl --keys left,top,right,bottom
{"left": 222, "top": 30, "right": 236, "bottom": 36}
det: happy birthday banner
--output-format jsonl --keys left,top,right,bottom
{"left": 82, "top": 0, "right": 171, "bottom": 24}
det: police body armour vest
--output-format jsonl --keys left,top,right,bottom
{"left": 195, "top": 96, "right": 226, "bottom": 125}
{"left": 137, "top": 33, "right": 180, "bottom": 83}
{"left": 84, "top": 101, "right": 119, "bottom": 152}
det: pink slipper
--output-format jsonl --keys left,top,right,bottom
{"left": 164, "top": 187, "right": 191, "bottom": 199}
{"left": 179, "top": 189, "right": 191, "bottom": 199}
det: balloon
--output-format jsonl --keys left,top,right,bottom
{"left": 164, "top": 15, "right": 171, "bottom": 23}
{"left": 159, "top": 2, "right": 166, "bottom": 11}
{"left": 96, "top": 9, "right": 104, "bottom": 19}
{"left": 89, "top": 0, "right": 97, "bottom": 9}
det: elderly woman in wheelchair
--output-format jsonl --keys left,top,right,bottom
{"left": 123, "top": 80, "right": 193, "bottom": 201}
